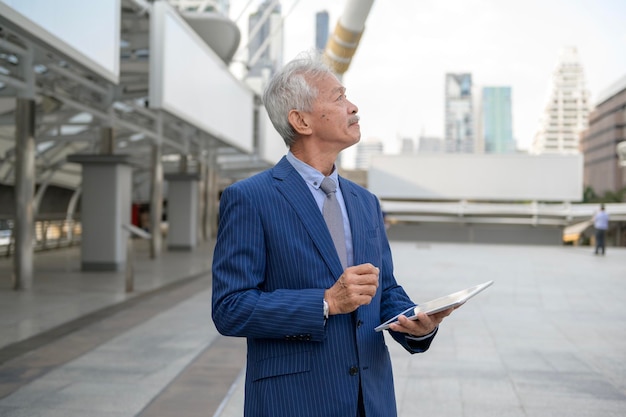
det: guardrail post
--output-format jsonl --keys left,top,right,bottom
{"left": 122, "top": 224, "right": 151, "bottom": 293}
{"left": 125, "top": 234, "right": 134, "bottom": 293}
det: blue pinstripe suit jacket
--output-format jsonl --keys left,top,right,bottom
{"left": 212, "top": 156, "right": 436, "bottom": 417}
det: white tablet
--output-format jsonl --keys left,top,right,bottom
{"left": 375, "top": 280, "right": 494, "bottom": 332}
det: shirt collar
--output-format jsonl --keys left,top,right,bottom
{"left": 286, "top": 151, "right": 338, "bottom": 190}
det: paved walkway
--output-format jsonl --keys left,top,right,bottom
{"left": 0, "top": 235, "right": 625, "bottom": 417}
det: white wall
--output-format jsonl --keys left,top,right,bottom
{"left": 369, "top": 153, "right": 583, "bottom": 202}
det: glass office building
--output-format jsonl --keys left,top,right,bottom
{"left": 482, "top": 86, "right": 515, "bottom": 153}
{"left": 315, "top": 10, "right": 329, "bottom": 51}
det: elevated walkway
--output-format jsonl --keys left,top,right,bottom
{"left": 1, "top": 233, "right": 625, "bottom": 416}
{"left": 382, "top": 201, "right": 626, "bottom": 246}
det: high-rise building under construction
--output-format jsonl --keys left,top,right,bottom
{"left": 531, "top": 47, "right": 590, "bottom": 154}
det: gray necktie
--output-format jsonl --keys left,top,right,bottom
{"left": 320, "top": 177, "right": 347, "bottom": 269}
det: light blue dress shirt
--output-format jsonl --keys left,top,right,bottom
{"left": 286, "top": 151, "right": 354, "bottom": 267}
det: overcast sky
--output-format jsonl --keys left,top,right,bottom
{"left": 229, "top": 0, "right": 626, "bottom": 165}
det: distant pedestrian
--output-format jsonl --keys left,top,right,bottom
{"left": 592, "top": 204, "right": 609, "bottom": 255}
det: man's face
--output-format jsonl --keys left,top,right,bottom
{"left": 306, "top": 73, "right": 360, "bottom": 150}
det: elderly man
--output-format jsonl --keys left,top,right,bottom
{"left": 211, "top": 51, "right": 454, "bottom": 417}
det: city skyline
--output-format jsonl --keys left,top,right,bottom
{"left": 229, "top": 0, "right": 626, "bottom": 166}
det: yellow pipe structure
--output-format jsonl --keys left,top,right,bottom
{"left": 323, "top": 0, "right": 375, "bottom": 76}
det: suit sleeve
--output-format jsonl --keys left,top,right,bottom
{"left": 372, "top": 195, "right": 437, "bottom": 353}
{"left": 211, "top": 184, "right": 326, "bottom": 341}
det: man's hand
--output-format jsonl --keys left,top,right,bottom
{"left": 388, "top": 307, "right": 456, "bottom": 337}
{"left": 324, "top": 263, "right": 379, "bottom": 315}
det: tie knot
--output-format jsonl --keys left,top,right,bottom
{"left": 320, "top": 177, "right": 337, "bottom": 195}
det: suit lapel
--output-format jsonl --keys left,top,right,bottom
{"left": 272, "top": 157, "right": 344, "bottom": 278}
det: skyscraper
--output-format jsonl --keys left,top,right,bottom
{"left": 481, "top": 86, "right": 515, "bottom": 153}
{"left": 445, "top": 73, "right": 474, "bottom": 153}
{"left": 315, "top": 10, "right": 329, "bottom": 52}
{"left": 247, "top": 0, "right": 283, "bottom": 78}
{"left": 531, "top": 47, "right": 590, "bottom": 154}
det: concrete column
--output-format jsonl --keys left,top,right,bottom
{"left": 197, "top": 159, "right": 207, "bottom": 242}
{"left": 165, "top": 173, "right": 200, "bottom": 251}
{"left": 149, "top": 142, "right": 163, "bottom": 258}
{"left": 207, "top": 148, "right": 219, "bottom": 238}
{"left": 67, "top": 154, "right": 132, "bottom": 271}
{"left": 100, "top": 126, "right": 115, "bottom": 154}
{"left": 200, "top": 159, "right": 210, "bottom": 242}
{"left": 65, "top": 187, "right": 82, "bottom": 243}
{"left": 179, "top": 153, "right": 188, "bottom": 173}
{"left": 13, "top": 98, "right": 36, "bottom": 290}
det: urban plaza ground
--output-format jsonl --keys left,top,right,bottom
{"left": 0, "top": 226, "right": 625, "bottom": 417}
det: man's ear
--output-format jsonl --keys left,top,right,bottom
{"left": 288, "top": 110, "right": 312, "bottom": 135}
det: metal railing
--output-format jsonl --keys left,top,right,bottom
{"left": 0, "top": 218, "right": 82, "bottom": 257}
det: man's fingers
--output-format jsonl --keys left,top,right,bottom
{"left": 328, "top": 264, "right": 380, "bottom": 314}
{"left": 390, "top": 314, "right": 435, "bottom": 336}
{"left": 391, "top": 307, "right": 457, "bottom": 336}
{"left": 429, "top": 307, "right": 455, "bottom": 323}
{"left": 342, "top": 280, "right": 378, "bottom": 297}
{"left": 347, "top": 263, "right": 379, "bottom": 275}
{"left": 342, "top": 271, "right": 379, "bottom": 287}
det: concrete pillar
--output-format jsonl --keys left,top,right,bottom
{"left": 179, "top": 153, "right": 188, "bottom": 173}
{"left": 197, "top": 159, "right": 207, "bottom": 242}
{"left": 67, "top": 154, "right": 132, "bottom": 271}
{"left": 200, "top": 160, "right": 211, "bottom": 242}
{"left": 149, "top": 142, "right": 163, "bottom": 258}
{"left": 100, "top": 126, "right": 115, "bottom": 154}
{"left": 207, "top": 148, "right": 219, "bottom": 238}
{"left": 165, "top": 173, "right": 200, "bottom": 251}
{"left": 13, "top": 98, "right": 36, "bottom": 290}
{"left": 65, "top": 187, "right": 82, "bottom": 243}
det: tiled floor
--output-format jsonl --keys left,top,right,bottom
{"left": 0, "top": 240, "right": 213, "bottom": 351}
{"left": 0, "top": 236, "right": 625, "bottom": 417}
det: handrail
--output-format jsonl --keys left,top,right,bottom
{"left": 0, "top": 218, "right": 82, "bottom": 257}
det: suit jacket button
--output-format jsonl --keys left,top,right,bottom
{"left": 349, "top": 366, "right": 359, "bottom": 376}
